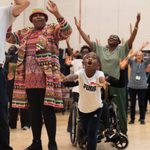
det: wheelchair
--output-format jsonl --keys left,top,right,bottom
{"left": 69, "top": 94, "right": 129, "bottom": 149}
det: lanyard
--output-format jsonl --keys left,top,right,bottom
{"left": 136, "top": 63, "right": 142, "bottom": 75}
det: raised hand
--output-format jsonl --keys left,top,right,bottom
{"left": 136, "top": 13, "right": 141, "bottom": 23}
{"left": 119, "top": 58, "right": 128, "bottom": 70}
{"left": 74, "top": 17, "right": 81, "bottom": 29}
{"left": 12, "top": 0, "right": 30, "bottom": 17}
{"left": 95, "top": 81, "right": 110, "bottom": 89}
{"left": 141, "top": 41, "right": 149, "bottom": 49}
{"left": 97, "top": 77, "right": 110, "bottom": 89}
{"left": 127, "top": 49, "right": 135, "bottom": 58}
{"left": 46, "top": 0, "right": 59, "bottom": 15}
{"left": 96, "top": 38, "right": 101, "bottom": 45}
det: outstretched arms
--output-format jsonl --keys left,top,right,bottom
{"left": 74, "top": 17, "right": 93, "bottom": 49}
{"left": 62, "top": 74, "right": 78, "bottom": 82}
{"left": 12, "top": 0, "right": 30, "bottom": 17}
{"left": 127, "top": 13, "right": 141, "bottom": 48}
{"left": 105, "top": 70, "right": 126, "bottom": 88}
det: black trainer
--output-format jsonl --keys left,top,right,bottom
{"left": 128, "top": 120, "right": 134, "bottom": 124}
{"left": 48, "top": 142, "right": 58, "bottom": 150}
{"left": 140, "top": 120, "right": 145, "bottom": 125}
{"left": 24, "top": 140, "right": 42, "bottom": 150}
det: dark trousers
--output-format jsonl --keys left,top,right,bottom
{"left": 79, "top": 108, "right": 102, "bottom": 150}
{"left": 109, "top": 87, "right": 127, "bottom": 134}
{"left": 145, "top": 88, "right": 150, "bottom": 111}
{"left": 0, "top": 68, "right": 12, "bottom": 150}
{"left": 26, "top": 89, "right": 56, "bottom": 144}
{"left": 9, "top": 108, "right": 30, "bottom": 128}
{"left": 129, "top": 88, "right": 147, "bottom": 121}
{"left": 100, "top": 101, "right": 110, "bottom": 129}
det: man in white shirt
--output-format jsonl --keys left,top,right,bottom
{"left": 0, "top": 1, "right": 30, "bottom": 149}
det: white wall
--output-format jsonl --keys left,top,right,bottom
{"left": 79, "top": 0, "right": 150, "bottom": 51}
{"left": 1, "top": 0, "right": 150, "bottom": 51}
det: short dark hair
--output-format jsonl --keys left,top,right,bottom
{"left": 80, "top": 45, "right": 92, "bottom": 53}
{"left": 109, "top": 34, "right": 121, "bottom": 44}
{"left": 65, "top": 48, "right": 73, "bottom": 56}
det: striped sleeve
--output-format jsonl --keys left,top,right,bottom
{"left": 13, "top": 27, "right": 31, "bottom": 44}
{"left": 54, "top": 18, "right": 72, "bottom": 41}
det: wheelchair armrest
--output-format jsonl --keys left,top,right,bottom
{"left": 108, "top": 94, "right": 117, "bottom": 102}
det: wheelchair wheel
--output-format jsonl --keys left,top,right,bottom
{"left": 114, "top": 134, "right": 128, "bottom": 149}
{"left": 70, "top": 102, "right": 78, "bottom": 146}
{"left": 78, "top": 141, "right": 87, "bottom": 149}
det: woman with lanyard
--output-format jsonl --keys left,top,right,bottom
{"left": 128, "top": 42, "right": 150, "bottom": 125}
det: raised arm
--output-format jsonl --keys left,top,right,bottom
{"left": 46, "top": 0, "right": 72, "bottom": 40}
{"left": 128, "top": 41, "right": 149, "bottom": 58}
{"left": 12, "top": 0, "right": 30, "bottom": 17}
{"left": 119, "top": 41, "right": 149, "bottom": 70}
{"left": 137, "top": 41, "right": 149, "bottom": 52}
{"left": 127, "top": 13, "right": 141, "bottom": 48}
{"left": 139, "top": 41, "right": 150, "bottom": 66}
{"left": 74, "top": 17, "right": 93, "bottom": 49}
{"left": 6, "top": 0, "right": 30, "bottom": 44}
{"left": 66, "top": 37, "right": 73, "bottom": 56}
{"left": 46, "top": 0, "right": 63, "bottom": 20}
{"left": 6, "top": 25, "right": 16, "bottom": 44}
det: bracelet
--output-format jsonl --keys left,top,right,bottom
{"left": 134, "top": 27, "right": 138, "bottom": 30}
{"left": 57, "top": 17, "right": 64, "bottom": 23}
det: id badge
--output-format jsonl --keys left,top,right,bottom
{"left": 136, "top": 75, "right": 141, "bottom": 81}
